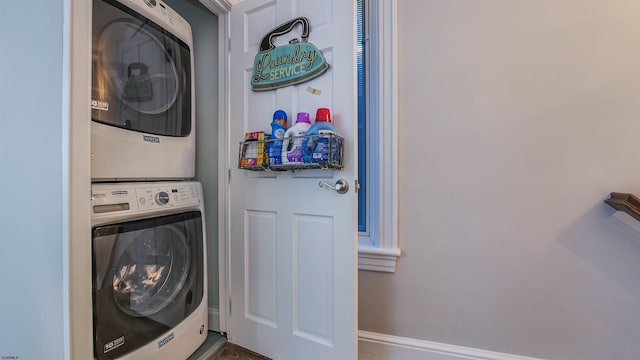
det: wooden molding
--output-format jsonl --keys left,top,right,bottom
{"left": 605, "top": 192, "right": 640, "bottom": 222}
{"left": 358, "top": 331, "right": 546, "bottom": 360}
{"left": 198, "top": 0, "right": 233, "bottom": 15}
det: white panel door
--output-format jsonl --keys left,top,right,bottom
{"left": 228, "top": 0, "right": 358, "bottom": 359}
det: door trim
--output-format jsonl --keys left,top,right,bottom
{"left": 66, "top": 0, "right": 93, "bottom": 358}
{"left": 217, "top": 9, "right": 231, "bottom": 334}
{"left": 198, "top": 0, "right": 232, "bottom": 334}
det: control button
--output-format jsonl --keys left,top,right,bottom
{"left": 139, "top": 197, "right": 146, "bottom": 204}
{"left": 144, "top": 0, "right": 157, "bottom": 7}
{"left": 155, "top": 191, "right": 170, "bottom": 205}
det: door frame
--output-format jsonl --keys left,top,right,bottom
{"left": 197, "top": 0, "right": 233, "bottom": 333}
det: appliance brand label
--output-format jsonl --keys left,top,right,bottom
{"left": 104, "top": 336, "right": 124, "bottom": 353}
{"left": 111, "top": 190, "right": 128, "bottom": 195}
{"left": 158, "top": 332, "right": 175, "bottom": 348}
{"left": 143, "top": 135, "right": 160, "bottom": 143}
{"left": 91, "top": 100, "right": 109, "bottom": 111}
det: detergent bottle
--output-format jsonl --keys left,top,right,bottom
{"left": 281, "top": 112, "right": 311, "bottom": 164}
{"left": 302, "top": 107, "right": 336, "bottom": 163}
{"left": 268, "top": 110, "right": 288, "bottom": 165}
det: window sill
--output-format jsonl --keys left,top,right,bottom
{"left": 358, "top": 246, "right": 401, "bottom": 273}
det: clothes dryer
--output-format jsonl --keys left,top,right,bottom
{"left": 91, "top": 0, "right": 196, "bottom": 180}
{"left": 92, "top": 181, "right": 207, "bottom": 359}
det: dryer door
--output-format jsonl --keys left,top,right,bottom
{"left": 91, "top": 0, "right": 192, "bottom": 137}
{"left": 92, "top": 211, "right": 204, "bottom": 360}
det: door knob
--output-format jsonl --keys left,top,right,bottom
{"left": 318, "top": 179, "right": 349, "bottom": 194}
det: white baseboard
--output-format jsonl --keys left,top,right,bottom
{"left": 208, "top": 308, "right": 220, "bottom": 333}
{"left": 358, "top": 331, "right": 545, "bottom": 360}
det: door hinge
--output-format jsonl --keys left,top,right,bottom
{"left": 228, "top": 169, "right": 231, "bottom": 182}
{"left": 355, "top": 179, "right": 360, "bottom": 193}
{"left": 229, "top": 299, "right": 232, "bottom": 315}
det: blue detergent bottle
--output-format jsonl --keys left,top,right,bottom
{"left": 268, "top": 110, "right": 288, "bottom": 165}
{"left": 302, "top": 107, "right": 336, "bottom": 163}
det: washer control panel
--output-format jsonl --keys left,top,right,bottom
{"left": 135, "top": 184, "right": 200, "bottom": 211}
{"left": 92, "top": 182, "right": 201, "bottom": 216}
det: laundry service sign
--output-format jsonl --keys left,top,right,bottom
{"left": 251, "top": 17, "right": 330, "bottom": 91}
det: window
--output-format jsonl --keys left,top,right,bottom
{"left": 357, "top": 0, "right": 401, "bottom": 272}
{"left": 357, "top": 0, "right": 367, "bottom": 234}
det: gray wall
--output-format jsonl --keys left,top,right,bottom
{"left": 164, "top": 0, "right": 220, "bottom": 320}
{"left": 0, "top": 1, "right": 66, "bottom": 359}
{"left": 359, "top": 0, "right": 640, "bottom": 359}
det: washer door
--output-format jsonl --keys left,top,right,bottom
{"left": 111, "top": 225, "right": 190, "bottom": 317}
{"left": 93, "top": 211, "right": 204, "bottom": 360}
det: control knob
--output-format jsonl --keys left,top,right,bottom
{"left": 155, "top": 191, "right": 170, "bottom": 205}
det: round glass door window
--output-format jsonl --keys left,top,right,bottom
{"left": 96, "top": 20, "right": 179, "bottom": 115}
{"left": 112, "top": 225, "right": 191, "bottom": 317}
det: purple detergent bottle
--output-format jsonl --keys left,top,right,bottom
{"left": 281, "top": 112, "right": 311, "bottom": 164}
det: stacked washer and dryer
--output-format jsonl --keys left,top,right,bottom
{"left": 90, "top": 0, "right": 207, "bottom": 359}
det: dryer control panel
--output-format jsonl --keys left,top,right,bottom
{"left": 92, "top": 181, "right": 202, "bottom": 218}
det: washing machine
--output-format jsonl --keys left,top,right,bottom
{"left": 92, "top": 181, "right": 207, "bottom": 360}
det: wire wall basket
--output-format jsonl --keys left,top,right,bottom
{"left": 238, "top": 133, "right": 344, "bottom": 171}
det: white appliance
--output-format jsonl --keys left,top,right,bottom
{"left": 91, "top": 0, "right": 196, "bottom": 181}
{"left": 92, "top": 181, "right": 207, "bottom": 360}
